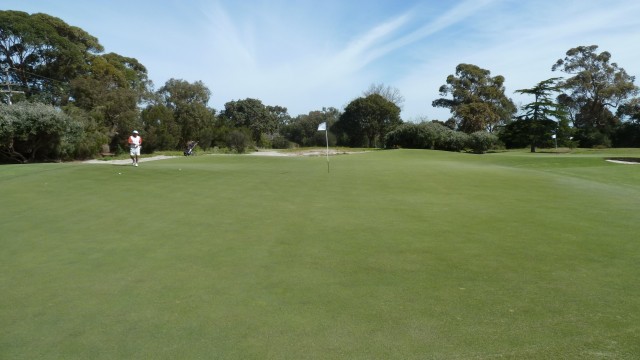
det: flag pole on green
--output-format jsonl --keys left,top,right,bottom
{"left": 317, "top": 122, "right": 329, "bottom": 173}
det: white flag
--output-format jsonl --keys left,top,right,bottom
{"left": 317, "top": 122, "right": 326, "bottom": 131}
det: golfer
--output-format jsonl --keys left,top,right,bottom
{"left": 128, "top": 130, "right": 142, "bottom": 166}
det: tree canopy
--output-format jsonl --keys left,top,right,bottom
{"left": 432, "top": 63, "right": 516, "bottom": 133}
{"left": 509, "top": 78, "right": 570, "bottom": 152}
{"left": 363, "top": 83, "right": 405, "bottom": 109}
{"left": 552, "top": 45, "right": 639, "bottom": 146}
{"left": 155, "top": 79, "right": 216, "bottom": 148}
{"left": 335, "top": 94, "right": 401, "bottom": 148}
{"left": 0, "top": 11, "right": 103, "bottom": 103}
{"left": 3, "top": 9, "right": 640, "bottom": 160}
{"left": 219, "top": 98, "right": 289, "bottom": 146}
{"left": 70, "top": 53, "right": 151, "bottom": 148}
{"left": 282, "top": 107, "right": 339, "bottom": 147}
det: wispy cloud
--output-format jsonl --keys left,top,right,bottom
{"left": 4, "top": 0, "right": 639, "bottom": 119}
{"left": 203, "top": 2, "right": 256, "bottom": 71}
{"left": 328, "top": 13, "right": 411, "bottom": 73}
{"left": 396, "top": 0, "right": 640, "bottom": 120}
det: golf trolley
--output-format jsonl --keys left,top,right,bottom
{"left": 183, "top": 141, "right": 198, "bottom": 156}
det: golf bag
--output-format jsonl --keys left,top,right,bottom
{"left": 183, "top": 141, "right": 197, "bottom": 156}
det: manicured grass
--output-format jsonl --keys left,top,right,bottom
{"left": 1, "top": 149, "right": 639, "bottom": 359}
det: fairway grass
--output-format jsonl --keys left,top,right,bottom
{"left": 1, "top": 149, "right": 639, "bottom": 359}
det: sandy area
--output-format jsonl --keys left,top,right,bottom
{"left": 605, "top": 159, "right": 640, "bottom": 165}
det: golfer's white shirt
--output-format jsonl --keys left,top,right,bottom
{"left": 129, "top": 135, "right": 141, "bottom": 148}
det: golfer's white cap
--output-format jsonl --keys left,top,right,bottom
{"left": 132, "top": 130, "right": 139, "bottom": 134}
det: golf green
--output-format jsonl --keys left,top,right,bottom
{"left": 1, "top": 149, "right": 639, "bottom": 359}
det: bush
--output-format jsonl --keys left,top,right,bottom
{"left": 612, "top": 122, "right": 640, "bottom": 147}
{"left": 226, "top": 128, "right": 254, "bottom": 153}
{"left": 416, "top": 122, "right": 448, "bottom": 149}
{"left": 62, "top": 105, "right": 108, "bottom": 159}
{"left": 0, "top": 102, "right": 83, "bottom": 163}
{"left": 271, "top": 135, "right": 292, "bottom": 149}
{"left": 441, "top": 131, "right": 469, "bottom": 152}
{"left": 385, "top": 121, "right": 469, "bottom": 152}
{"left": 468, "top": 131, "right": 499, "bottom": 154}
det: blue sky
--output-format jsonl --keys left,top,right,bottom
{"left": 4, "top": 0, "right": 640, "bottom": 121}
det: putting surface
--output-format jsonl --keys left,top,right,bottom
{"left": 1, "top": 150, "right": 639, "bottom": 359}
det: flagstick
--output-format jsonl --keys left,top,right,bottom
{"left": 325, "top": 128, "right": 330, "bottom": 173}
{"left": 318, "top": 122, "right": 330, "bottom": 173}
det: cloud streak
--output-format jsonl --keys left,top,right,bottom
{"left": 3, "top": 0, "right": 640, "bottom": 120}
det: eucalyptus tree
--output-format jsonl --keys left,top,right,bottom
{"left": 552, "top": 45, "right": 639, "bottom": 146}
{"left": 70, "top": 53, "right": 151, "bottom": 149}
{"left": 432, "top": 63, "right": 516, "bottom": 133}
{"left": 616, "top": 97, "right": 640, "bottom": 123}
{"left": 266, "top": 105, "right": 291, "bottom": 137}
{"left": 0, "top": 10, "right": 103, "bottom": 104}
{"left": 140, "top": 104, "right": 181, "bottom": 152}
{"left": 612, "top": 97, "right": 640, "bottom": 147}
{"left": 157, "top": 79, "right": 216, "bottom": 148}
{"left": 220, "top": 98, "right": 290, "bottom": 146}
{"left": 220, "top": 98, "right": 270, "bottom": 145}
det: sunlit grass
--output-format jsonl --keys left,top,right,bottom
{"left": 1, "top": 149, "right": 639, "bottom": 359}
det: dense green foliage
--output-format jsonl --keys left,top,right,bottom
{"left": 2, "top": 149, "right": 640, "bottom": 358}
{"left": 384, "top": 121, "right": 470, "bottom": 152}
{"left": 1, "top": 11, "right": 640, "bottom": 162}
{"left": 0, "top": 102, "right": 83, "bottom": 162}
{"left": 432, "top": 63, "right": 517, "bottom": 133}
{"left": 334, "top": 94, "right": 401, "bottom": 147}
{"left": 281, "top": 107, "right": 339, "bottom": 147}
{"left": 503, "top": 78, "right": 570, "bottom": 152}
{"left": 467, "top": 130, "right": 500, "bottom": 154}
{"left": 0, "top": 10, "right": 103, "bottom": 103}
{"left": 499, "top": 118, "right": 558, "bottom": 150}
{"left": 218, "top": 98, "right": 289, "bottom": 147}
{"left": 155, "top": 79, "right": 216, "bottom": 149}
{"left": 552, "top": 45, "right": 639, "bottom": 147}
{"left": 70, "top": 53, "right": 151, "bottom": 150}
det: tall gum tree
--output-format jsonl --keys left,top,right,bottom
{"left": 70, "top": 53, "right": 151, "bottom": 149}
{"left": 552, "top": 45, "right": 639, "bottom": 146}
{"left": 220, "top": 98, "right": 289, "bottom": 146}
{"left": 0, "top": 10, "right": 103, "bottom": 104}
{"left": 157, "top": 79, "right": 215, "bottom": 147}
{"left": 432, "top": 63, "right": 516, "bottom": 133}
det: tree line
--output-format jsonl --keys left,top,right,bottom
{"left": 1, "top": 11, "right": 639, "bottom": 163}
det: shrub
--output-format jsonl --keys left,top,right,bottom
{"left": 441, "top": 131, "right": 469, "bottom": 152}
{"left": 468, "top": 131, "right": 499, "bottom": 154}
{"left": 0, "top": 102, "right": 83, "bottom": 163}
{"left": 271, "top": 135, "right": 291, "bottom": 149}
{"left": 385, "top": 121, "right": 468, "bottom": 152}
{"left": 612, "top": 122, "right": 640, "bottom": 148}
{"left": 226, "top": 128, "right": 254, "bottom": 153}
